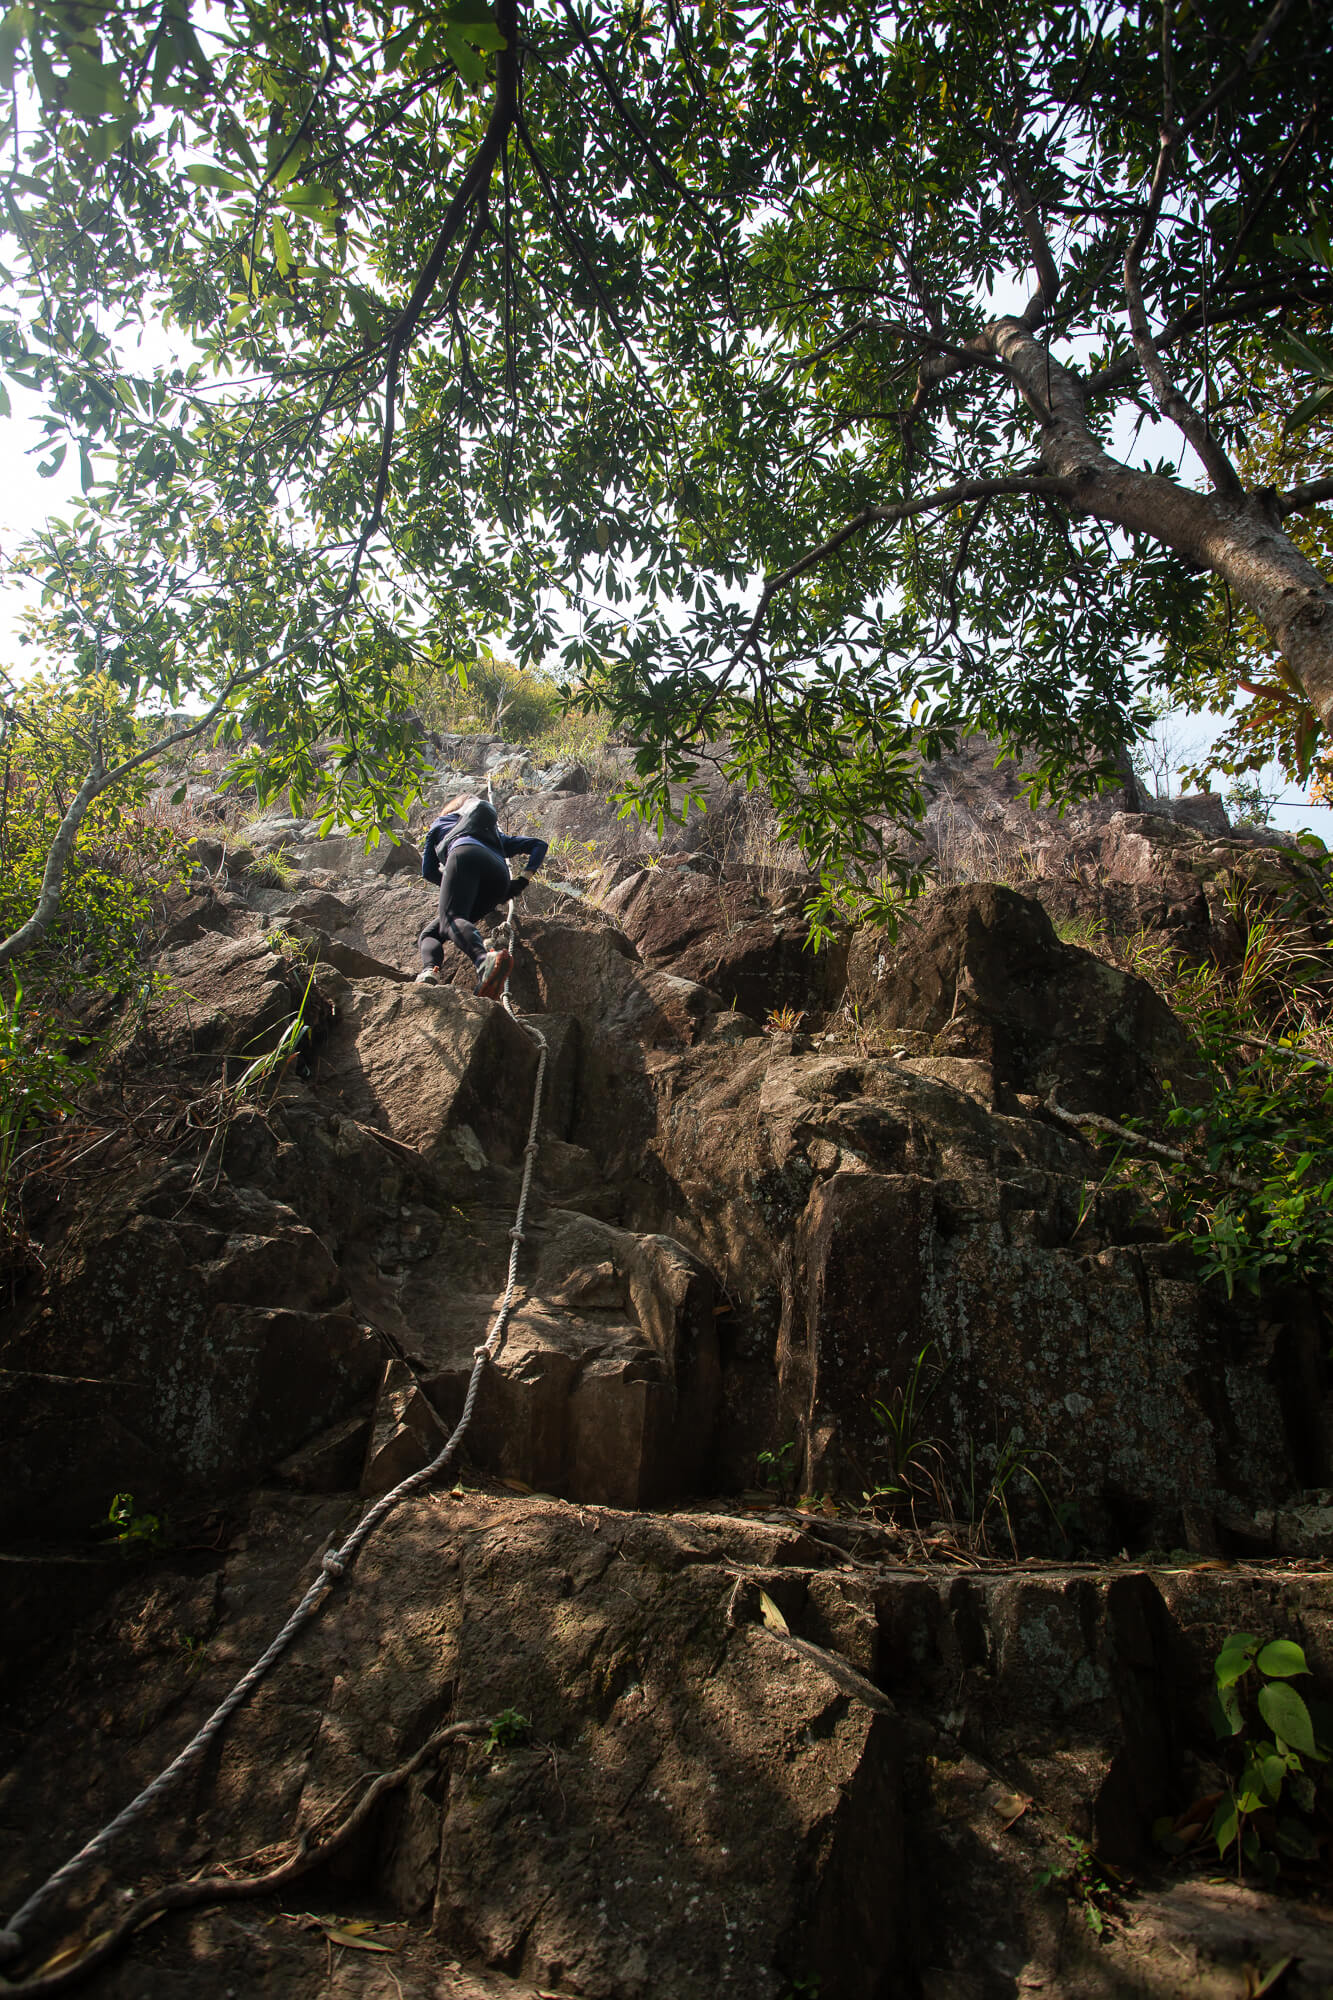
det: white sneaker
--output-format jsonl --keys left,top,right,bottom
{"left": 415, "top": 968, "right": 439, "bottom": 984}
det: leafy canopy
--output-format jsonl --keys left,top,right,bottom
{"left": 1, "top": 0, "right": 1330, "bottom": 923}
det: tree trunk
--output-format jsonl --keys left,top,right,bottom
{"left": 988, "top": 317, "right": 1333, "bottom": 733}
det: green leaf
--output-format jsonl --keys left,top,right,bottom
{"left": 271, "top": 214, "right": 293, "bottom": 278}
{"left": 1210, "top": 1681, "right": 1245, "bottom": 1738}
{"left": 0, "top": 5, "right": 31, "bottom": 93}
{"left": 1259, "top": 1752, "right": 1287, "bottom": 1798}
{"left": 441, "top": 26, "right": 487, "bottom": 82}
{"left": 1258, "top": 1681, "right": 1317, "bottom": 1758}
{"left": 185, "top": 163, "right": 251, "bottom": 193}
{"left": 279, "top": 184, "right": 338, "bottom": 212}
{"left": 1215, "top": 1643, "right": 1258, "bottom": 1688}
{"left": 382, "top": 23, "right": 417, "bottom": 66}
{"left": 1210, "top": 1796, "right": 1239, "bottom": 1856}
{"left": 1284, "top": 383, "right": 1333, "bottom": 433}
{"left": 1257, "top": 1639, "right": 1309, "bottom": 1679}
{"left": 1273, "top": 330, "right": 1333, "bottom": 376}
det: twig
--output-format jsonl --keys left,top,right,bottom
{"left": 1043, "top": 1092, "right": 1261, "bottom": 1190}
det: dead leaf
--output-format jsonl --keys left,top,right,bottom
{"left": 498, "top": 1477, "right": 533, "bottom": 1494}
{"left": 1248, "top": 1957, "right": 1294, "bottom": 1998}
{"left": 320, "top": 1924, "right": 397, "bottom": 1953}
{"left": 34, "top": 1929, "right": 117, "bottom": 1978}
{"left": 993, "top": 1792, "right": 1031, "bottom": 1831}
{"left": 757, "top": 1589, "right": 790, "bottom": 1635}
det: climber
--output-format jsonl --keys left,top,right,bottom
{"left": 416, "top": 794, "right": 549, "bottom": 997}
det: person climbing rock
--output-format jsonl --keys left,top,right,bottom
{"left": 416, "top": 793, "right": 549, "bottom": 997}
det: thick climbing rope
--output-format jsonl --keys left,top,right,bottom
{"left": 0, "top": 901, "right": 548, "bottom": 1973}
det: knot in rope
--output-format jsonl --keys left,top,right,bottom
{"left": 321, "top": 1549, "right": 348, "bottom": 1578}
{"left": 0, "top": 1927, "right": 24, "bottom": 1965}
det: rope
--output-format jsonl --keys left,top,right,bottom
{"left": 0, "top": 904, "right": 548, "bottom": 1972}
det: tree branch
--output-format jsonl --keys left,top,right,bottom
{"left": 731, "top": 475, "right": 1071, "bottom": 670}
{"left": 332, "top": 0, "right": 519, "bottom": 614}
{"left": 1123, "top": 114, "right": 1244, "bottom": 496}
{"left": 1084, "top": 276, "right": 1333, "bottom": 398}
{"left": 1043, "top": 1092, "right": 1261, "bottom": 1192}
{"left": 997, "top": 141, "right": 1060, "bottom": 330}
{"left": 1278, "top": 477, "right": 1333, "bottom": 517}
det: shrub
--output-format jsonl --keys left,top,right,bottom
{"left": 0, "top": 973, "right": 92, "bottom": 1279}
{"left": 405, "top": 652, "right": 565, "bottom": 743}
{"left": 1070, "top": 869, "right": 1333, "bottom": 1300}
{"left": 0, "top": 674, "right": 186, "bottom": 996}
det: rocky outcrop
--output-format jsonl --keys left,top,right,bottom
{"left": 2, "top": 725, "right": 1331, "bottom": 1997}
{"left": 845, "top": 882, "right": 1201, "bottom": 1118}
{"left": 5, "top": 1492, "right": 1333, "bottom": 1998}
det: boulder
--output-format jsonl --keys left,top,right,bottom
{"left": 604, "top": 862, "right": 844, "bottom": 1020}
{"left": 542, "top": 757, "right": 590, "bottom": 792}
{"left": 6, "top": 1496, "right": 1333, "bottom": 1997}
{"left": 0, "top": 1174, "right": 382, "bottom": 1533}
{"left": 312, "top": 975, "right": 547, "bottom": 1169}
{"left": 355, "top": 1206, "right": 720, "bottom": 1509}
{"left": 149, "top": 930, "right": 324, "bottom": 1066}
{"left": 846, "top": 882, "right": 1199, "bottom": 1118}
{"left": 1164, "top": 791, "right": 1232, "bottom": 836}
{"left": 642, "top": 1037, "right": 1321, "bottom": 1542}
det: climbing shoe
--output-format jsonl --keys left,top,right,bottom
{"left": 475, "top": 948, "right": 512, "bottom": 999}
{"left": 414, "top": 968, "right": 439, "bottom": 984}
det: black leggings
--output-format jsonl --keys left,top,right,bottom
{"left": 419, "top": 841, "right": 514, "bottom": 972}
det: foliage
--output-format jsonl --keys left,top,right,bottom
{"left": 244, "top": 849, "right": 297, "bottom": 888}
{"left": 1090, "top": 878, "right": 1333, "bottom": 1300}
{"left": 103, "top": 1491, "right": 165, "bottom": 1550}
{"left": 485, "top": 1707, "right": 531, "bottom": 1755}
{"left": 406, "top": 652, "right": 565, "bottom": 743}
{"left": 1169, "top": 210, "right": 1333, "bottom": 796}
{"left": 1225, "top": 778, "right": 1281, "bottom": 829}
{"left": 0, "top": 975, "right": 90, "bottom": 1277}
{"left": 964, "top": 1429, "right": 1071, "bottom": 1561}
{"left": 755, "top": 1440, "right": 798, "bottom": 1505}
{"left": 865, "top": 1342, "right": 947, "bottom": 1516}
{"left": 1202, "top": 1632, "right": 1329, "bottom": 1881}
{"left": 0, "top": 673, "right": 184, "bottom": 992}
{"left": 1035, "top": 1834, "right": 1119, "bottom": 1938}
{"left": 765, "top": 1005, "right": 802, "bottom": 1034}
{"left": 0, "top": 1, "right": 1329, "bottom": 936}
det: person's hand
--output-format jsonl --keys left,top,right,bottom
{"left": 509, "top": 874, "right": 530, "bottom": 897}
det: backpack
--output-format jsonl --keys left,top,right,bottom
{"left": 422, "top": 796, "right": 502, "bottom": 882}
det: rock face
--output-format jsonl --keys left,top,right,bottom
{"left": 5, "top": 1492, "right": 1333, "bottom": 1999}
{"left": 1, "top": 725, "right": 1331, "bottom": 1997}
{"left": 846, "top": 881, "right": 1201, "bottom": 1118}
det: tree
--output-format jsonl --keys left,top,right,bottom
{"left": 1168, "top": 216, "right": 1333, "bottom": 800}
{"left": 0, "top": 0, "right": 1331, "bottom": 943}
